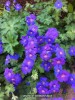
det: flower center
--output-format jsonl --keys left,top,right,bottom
{"left": 44, "top": 55, "right": 48, "bottom": 58}
{"left": 70, "top": 78, "right": 73, "bottom": 81}
{"left": 60, "top": 51, "right": 63, "bottom": 54}
{"left": 57, "top": 60, "right": 60, "bottom": 64}
{"left": 8, "top": 73, "right": 11, "bottom": 76}
{"left": 61, "top": 74, "right": 65, "bottom": 78}
{"left": 42, "top": 90, "right": 45, "bottom": 93}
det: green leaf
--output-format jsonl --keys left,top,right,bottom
{"left": 35, "top": 64, "right": 44, "bottom": 73}
{"left": 0, "top": 92, "right": 4, "bottom": 100}
{"left": 68, "top": 3, "right": 73, "bottom": 13}
{"left": 14, "top": 44, "right": 24, "bottom": 57}
{"left": 5, "top": 84, "right": 15, "bottom": 97}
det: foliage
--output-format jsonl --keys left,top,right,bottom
{"left": 0, "top": 0, "right": 75, "bottom": 99}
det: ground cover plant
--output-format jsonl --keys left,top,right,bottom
{"left": 0, "top": 0, "right": 75, "bottom": 100}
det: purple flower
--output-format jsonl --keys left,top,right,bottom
{"left": 37, "top": 86, "right": 49, "bottom": 95}
{"left": 15, "top": 3, "right": 22, "bottom": 11}
{"left": 25, "top": 47, "right": 37, "bottom": 55}
{"left": 40, "top": 50, "right": 52, "bottom": 61}
{"left": 68, "top": 74, "right": 75, "bottom": 85}
{"left": 22, "top": 58, "right": 34, "bottom": 67}
{"left": 54, "top": 43, "right": 60, "bottom": 50}
{"left": 5, "top": 0, "right": 11, "bottom": 7}
{"left": 27, "top": 30, "right": 38, "bottom": 37}
{"left": 5, "top": 6, "right": 10, "bottom": 11}
{"left": 5, "top": 53, "right": 19, "bottom": 65}
{"left": 37, "top": 36, "right": 45, "bottom": 44}
{"left": 36, "top": 82, "right": 42, "bottom": 89}
{"left": 41, "top": 61, "right": 52, "bottom": 72}
{"left": 20, "top": 35, "right": 28, "bottom": 47}
{"left": 10, "top": 74, "right": 22, "bottom": 86}
{"left": 21, "top": 65, "right": 33, "bottom": 75}
{"left": 36, "top": 77, "right": 49, "bottom": 94}
{"left": 37, "top": 46, "right": 42, "bottom": 53}
{"left": 5, "top": 0, "right": 10, "bottom": 11}
{"left": 13, "top": 0, "right": 16, "bottom": 3}
{"left": 4, "top": 68, "right": 14, "bottom": 82}
{"left": 54, "top": 0, "right": 63, "bottom": 9}
{"left": 4, "top": 68, "right": 22, "bottom": 86}
{"left": 45, "top": 37, "right": 55, "bottom": 44}
{"left": 72, "top": 98, "right": 75, "bottom": 100}
{"left": 5, "top": 54, "right": 11, "bottom": 65}
{"left": 69, "top": 46, "right": 75, "bottom": 56}
{"left": 26, "top": 38, "right": 38, "bottom": 48}
{"left": 0, "top": 42, "right": 3, "bottom": 54}
{"left": 42, "top": 44, "right": 54, "bottom": 53}
{"left": 56, "top": 70, "right": 70, "bottom": 82}
{"left": 55, "top": 47, "right": 66, "bottom": 58}
{"left": 26, "top": 14, "right": 36, "bottom": 26}
{"left": 10, "top": 53, "right": 19, "bottom": 60}
{"left": 40, "top": 77, "right": 49, "bottom": 87}
{"left": 40, "top": 77, "right": 47, "bottom": 82}
{"left": 45, "top": 28, "right": 59, "bottom": 40}
{"left": 29, "top": 25, "right": 38, "bottom": 33}
{"left": 49, "top": 80, "right": 60, "bottom": 94}
{"left": 26, "top": 82, "right": 30, "bottom": 86}
{"left": 25, "top": 52, "right": 36, "bottom": 61}
{"left": 52, "top": 57, "right": 65, "bottom": 66}
{"left": 54, "top": 65, "right": 63, "bottom": 76}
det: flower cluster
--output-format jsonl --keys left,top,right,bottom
{"left": 36, "top": 77, "right": 60, "bottom": 94}
{"left": 21, "top": 14, "right": 38, "bottom": 75}
{"left": 5, "top": 0, "right": 22, "bottom": 11}
{"left": 4, "top": 68, "right": 22, "bottom": 86}
{"left": 3, "top": 12, "right": 75, "bottom": 95}
{"left": 20, "top": 14, "right": 75, "bottom": 94}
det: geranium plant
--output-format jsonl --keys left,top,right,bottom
{"left": 0, "top": 0, "right": 75, "bottom": 100}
